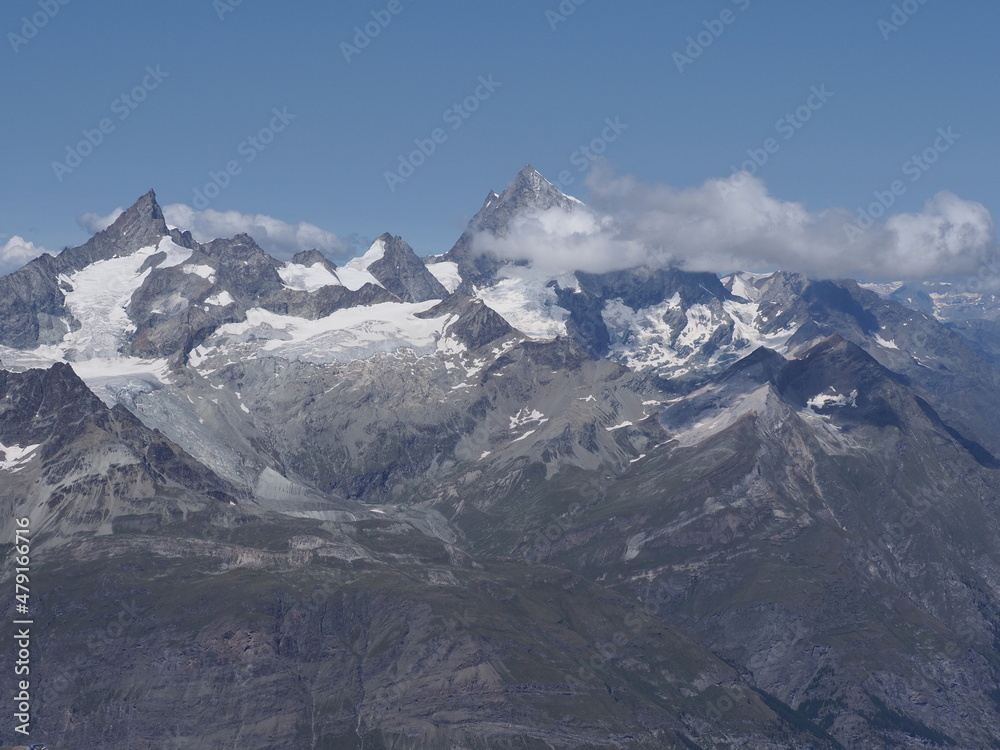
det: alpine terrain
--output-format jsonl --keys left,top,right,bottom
{"left": 3, "top": 166, "right": 1000, "bottom": 749}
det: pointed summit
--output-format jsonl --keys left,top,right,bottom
{"left": 290, "top": 249, "right": 337, "bottom": 272}
{"left": 74, "top": 189, "right": 170, "bottom": 266}
{"left": 510, "top": 164, "right": 566, "bottom": 203}
{"left": 485, "top": 165, "right": 581, "bottom": 234}
{"left": 0, "top": 189, "right": 177, "bottom": 350}
{"left": 362, "top": 233, "right": 449, "bottom": 303}
{"left": 516, "top": 163, "right": 544, "bottom": 184}
{"left": 462, "top": 165, "right": 581, "bottom": 241}
{"left": 102, "top": 189, "right": 168, "bottom": 247}
{"left": 441, "top": 166, "right": 582, "bottom": 289}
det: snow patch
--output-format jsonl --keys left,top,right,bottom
{"left": 346, "top": 238, "right": 387, "bottom": 270}
{"left": 333, "top": 266, "right": 384, "bottom": 291}
{"left": 603, "top": 295, "right": 683, "bottom": 370}
{"left": 182, "top": 264, "right": 216, "bottom": 282}
{"left": 476, "top": 271, "right": 568, "bottom": 340}
{"left": 676, "top": 304, "right": 719, "bottom": 351}
{"left": 510, "top": 408, "right": 548, "bottom": 429}
{"left": 0, "top": 442, "right": 40, "bottom": 473}
{"left": 601, "top": 292, "right": 800, "bottom": 375}
{"left": 725, "top": 272, "right": 769, "bottom": 302}
{"left": 874, "top": 335, "right": 899, "bottom": 350}
{"left": 54, "top": 238, "right": 192, "bottom": 360}
{"left": 278, "top": 262, "right": 342, "bottom": 292}
{"left": 807, "top": 388, "right": 858, "bottom": 410}
{"left": 606, "top": 420, "right": 633, "bottom": 432}
{"left": 332, "top": 239, "right": 388, "bottom": 291}
{"left": 426, "top": 261, "right": 462, "bottom": 293}
{"left": 858, "top": 281, "right": 905, "bottom": 296}
{"left": 722, "top": 299, "right": 800, "bottom": 353}
{"left": 205, "top": 291, "right": 235, "bottom": 307}
{"left": 194, "top": 300, "right": 451, "bottom": 365}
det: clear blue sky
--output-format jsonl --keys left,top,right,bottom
{"left": 1, "top": 0, "right": 997, "bottom": 264}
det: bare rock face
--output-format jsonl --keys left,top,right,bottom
{"left": 415, "top": 293, "right": 514, "bottom": 349}
{"left": 0, "top": 363, "right": 238, "bottom": 548}
{"left": 76, "top": 189, "right": 170, "bottom": 263}
{"left": 366, "top": 233, "right": 449, "bottom": 303}
{"left": 25, "top": 515, "right": 842, "bottom": 750}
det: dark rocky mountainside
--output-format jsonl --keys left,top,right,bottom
{"left": 0, "top": 363, "right": 239, "bottom": 545}
{"left": 366, "top": 232, "right": 450, "bottom": 303}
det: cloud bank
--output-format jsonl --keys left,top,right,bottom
{"left": 473, "top": 164, "right": 996, "bottom": 281}
{"left": 0, "top": 236, "right": 49, "bottom": 275}
{"left": 78, "top": 205, "right": 349, "bottom": 261}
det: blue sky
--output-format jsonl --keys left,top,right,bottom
{"left": 1, "top": 0, "right": 997, "bottom": 276}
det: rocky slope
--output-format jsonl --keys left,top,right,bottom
{"left": 0, "top": 363, "right": 238, "bottom": 547}
{"left": 3, "top": 167, "right": 1000, "bottom": 748}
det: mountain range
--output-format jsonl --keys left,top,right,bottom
{"left": 2, "top": 165, "right": 1000, "bottom": 749}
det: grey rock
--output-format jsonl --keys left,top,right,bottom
{"left": 367, "top": 232, "right": 449, "bottom": 302}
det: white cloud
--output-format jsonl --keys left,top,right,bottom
{"left": 0, "top": 236, "right": 49, "bottom": 275}
{"left": 77, "top": 207, "right": 125, "bottom": 235}
{"left": 162, "top": 205, "right": 348, "bottom": 260}
{"left": 473, "top": 163, "right": 997, "bottom": 281}
{"left": 884, "top": 192, "right": 995, "bottom": 277}
{"left": 472, "top": 203, "right": 649, "bottom": 274}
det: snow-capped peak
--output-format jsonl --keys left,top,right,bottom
{"left": 278, "top": 260, "right": 343, "bottom": 292}
{"left": 345, "top": 238, "right": 387, "bottom": 272}
{"left": 504, "top": 164, "right": 581, "bottom": 214}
